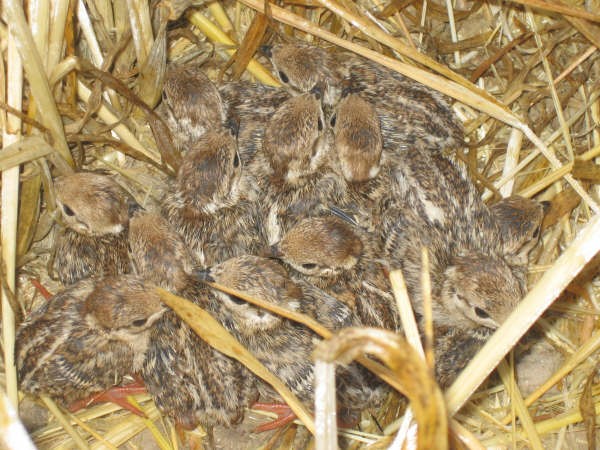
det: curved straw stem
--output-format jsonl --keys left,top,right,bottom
{"left": 236, "top": 0, "right": 599, "bottom": 213}
{"left": 314, "top": 328, "right": 448, "bottom": 450}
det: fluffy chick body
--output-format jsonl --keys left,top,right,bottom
{"left": 269, "top": 216, "right": 399, "bottom": 330}
{"left": 16, "top": 276, "right": 166, "bottom": 407}
{"left": 50, "top": 172, "right": 134, "bottom": 285}
{"left": 163, "top": 128, "right": 261, "bottom": 266}
{"left": 201, "top": 255, "right": 385, "bottom": 414}
{"left": 126, "top": 213, "right": 257, "bottom": 430}
{"left": 259, "top": 90, "right": 347, "bottom": 244}
{"left": 160, "top": 65, "right": 225, "bottom": 152}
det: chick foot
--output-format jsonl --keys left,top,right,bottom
{"left": 68, "top": 379, "right": 147, "bottom": 416}
{"left": 252, "top": 402, "right": 297, "bottom": 432}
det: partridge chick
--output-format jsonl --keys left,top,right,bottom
{"left": 50, "top": 172, "right": 134, "bottom": 285}
{"left": 269, "top": 216, "right": 399, "bottom": 330}
{"left": 160, "top": 65, "right": 225, "bottom": 152}
{"left": 490, "top": 195, "right": 546, "bottom": 264}
{"left": 198, "top": 255, "right": 385, "bottom": 427}
{"left": 17, "top": 276, "right": 166, "bottom": 408}
{"left": 163, "top": 128, "right": 261, "bottom": 265}
{"left": 260, "top": 88, "right": 346, "bottom": 244}
{"left": 383, "top": 196, "right": 525, "bottom": 331}
{"left": 126, "top": 211, "right": 257, "bottom": 430}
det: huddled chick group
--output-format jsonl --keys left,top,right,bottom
{"left": 17, "top": 41, "right": 546, "bottom": 434}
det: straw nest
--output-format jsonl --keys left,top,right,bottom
{"left": 1, "top": 0, "right": 600, "bottom": 448}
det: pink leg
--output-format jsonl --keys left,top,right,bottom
{"left": 30, "top": 278, "right": 53, "bottom": 300}
{"left": 68, "top": 380, "right": 147, "bottom": 417}
{"left": 251, "top": 402, "right": 297, "bottom": 432}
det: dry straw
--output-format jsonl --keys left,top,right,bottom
{"left": 3, "top": 0, "right": 600, "bottom": 447}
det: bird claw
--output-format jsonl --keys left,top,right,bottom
{"left": 251, "top": 402, "right": 297, "bottom": 432}
{"left": 68, "top": 381, "right": 148, "bottom": 417}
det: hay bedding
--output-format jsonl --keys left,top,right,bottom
{"left": 1, "top": 0, "right": 600, "bottom": 447}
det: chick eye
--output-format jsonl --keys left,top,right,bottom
{"left": 302, "top": 263, "right": 317, "bottom": 270}
{"left": 278, "top": 71, "right": 289, "bottom": 83}
{"left": 229, "top": 295, "right": 246, "bottom": 305}
{"left": 474, "top": 307, "right": 490, "bottom": 319}
{"left": 233, "top": 153, "right": 240, "bottom": 168}
{"left": 131, "top": 318, "right": 147, "bottom": 327}
{"left": 317, "top": 118, "right": 323, "bottom": 132}
{"left": 330, "top": 114, "right": 337, "bottom": 127}
{"left": 63, "top": 204, "right": 75, "bottom": 217}
{"left": 532, "top": 226, "right": 541, "bottom": 239}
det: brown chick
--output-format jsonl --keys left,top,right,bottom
{"left": 197, "top": 255, "right": 385, "bottom": 426}
{"left": 50, "top": 172, "right": 134, "bottom": 285}
{"left": 16, "top": 275, "right": 166, "bottom": 408}
{"left": 326, "top": 89, "right": 391, "bottom": 230}
{"left": 163, "top": 128, "right": 261, "bottom": 266}
{"left": 264, "top": 41, "right": 463, "bottom": 150}
{"left": 128, "top": 210, "right": 195, "bottom": 293}
{"left": 260, "top": 88, "right": 347, "bottom": 244}
{"left": 141, "top": 288, "right": 257, "bottom": 430}
{"left": 490, "top": 195, "right": 546, "bottom": 264}
{"left": 269, "top": 216, "right": 399, "bottom": 330}
{"left": 262, "top": 86, "right": 329, "bottom": 184}
{"left": 160, "top": 65, "right": 225, "bottom": 152}
{"left": 383, "top": 193, "right": 525, "bottom": 331}
{"left": 262, "top": 43, "right": 342, "bottom": 106}
{"left": 218, "top": 81, "right": 291, "bottom": 167}
{"left": 126, "top": 211, "right": 258, "bottom": 430}
{"left": 330, "top": 91, "right": 383, "bottom": 184}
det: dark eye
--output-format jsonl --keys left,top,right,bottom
{"left": 131, "top": 318, "right": 147, "bottom": 327}
{"left": 63, "top": 204, "right": 75, "bottom": 216}
{"left": 532, "top": 226, "right": 540, "bottom": 239}
{"left": 302, "top": 263, "right": 317, "bottom": 270}
{"left": 233, "top": 153, "right": 240, "bottom": 168}
{"left": 330, "top": 114, "right": 337, "bottom": 127}
{"left": 229, "top": 295, "right": 246, "bottom": 305}
{"left": 278, "top": 71, "right": 289, "bottom": 83}
{"left": 317, "top": 118, "right": 323, "bottom": 131}
{"left": 474, "top": 307, "right": 490, "bottom": 319}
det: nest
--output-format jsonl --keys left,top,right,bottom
{"left": 1, "top": 0, "right": 600, "bottom": 448}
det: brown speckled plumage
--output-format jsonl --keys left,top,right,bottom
{"left": 219, "top": 81, "right": 291, "bottom": 168}
{"left": 141, "top": 290, "right": 257, "bottom": 430}
{"left": 128, "top": 211, "right": 195, "bottom": 293}
{"left": 160, "top": 65, "right": 225, "bottom": 151}
{"left": 265, "top": 42, "right": 463, "bottom": 150}
{"left": 126, "top": 213, "right": 257, "bottom": 430}
{"left": 16, "top": 276, "right": 166, "bottom": 407}
{"left": 270, "top": 216, "right": 399, "bottom": 330}
{"left": 50, "top": 172, "right": 134, "bottom": 285}
{"left": 490, "top": 195, "right": 546, "bottom": 262}
{"left": 382, "top": 157, "right": 526, "bottom": 330}
{"left": 163, "top": 128, "right": 261, "bottom": 266}
{"left": 434, "top": 326, "right": 493, "bottom": 388}
{"left": 259, "top": 89, "right": 347, "bottom": 244}
{"left": 199, "top": 255, "right": 385, "bottom": 414}
{"left": 330, "top": 91, "right": 383, "bottom": 184}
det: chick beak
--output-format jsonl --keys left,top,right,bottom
{"left": 269, "top": 243, "right": 283, "bottom": 259}
{"left": 193, "top": 268, "right": 215, "bottom": 283}
{"left": 540, "top": 200, "right": 551, "bottom": 213}
{"left": 259, "top": 45, "right": 273, "bottom": 58}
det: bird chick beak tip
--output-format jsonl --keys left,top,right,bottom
{"left": 193, "top": 268, "right": 215, "bottom": 283}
